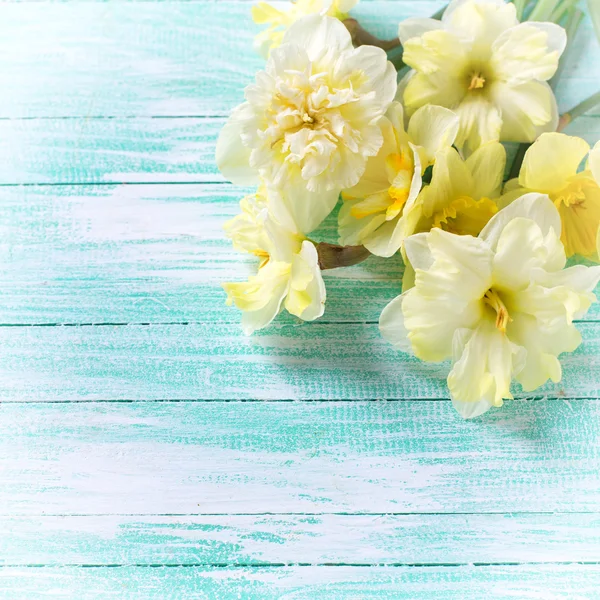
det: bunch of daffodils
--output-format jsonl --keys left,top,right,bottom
{"left": 218, "top": 0, "right": 600, "bottom": 418}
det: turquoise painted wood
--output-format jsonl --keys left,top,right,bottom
{"left": 2, "top": 0, "right": 600, "bottom": 598}
{"left": 0, "top": 2, "right": 597, "bottom": 119}
{"left": 1, "top": 565, "right": 599, "bottom": 600}
{"left": 0, "top": 401, "right": 599, "bottom": 514}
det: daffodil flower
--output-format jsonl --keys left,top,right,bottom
{"left": 380, "top": 194, "right": 600, "bottom": 418}
{"left": 338, "top": 102, "right": 460, "bottom": 257}
{"left": 403, "top": 141, "right": 506, "bottom": 242}
{"left": 216, "top": 15, "right": 397, "bottom": 234}
{"left": 252, "top": 0, "right": 358, "bottom": 57}
{"left": 397, "top": 0, "right": 566, "bottom": 153}
{"left": 502, "top": 133, "right": 600, "bottom": 260}
{"left": 223, "top": 190, "right": 326, "bottom": 334}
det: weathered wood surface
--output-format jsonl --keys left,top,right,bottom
{"left": 3, "top": 0, "right": 600, "bottom": 597}
{"left": 1, "top": 322, "right": 600, "bottom": 401}
{"left": 1, "top": 513, "right": 600, "bottom": 565}
{"left": 1, "top": 565, "right": 599, "bottom": 600}
{"left": 0, "top": 400, "right": 598, "bottom": 515}
{"left": 0, "top": 1, "right": 596, "bottom": 119}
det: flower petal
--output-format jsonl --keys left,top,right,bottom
{"left": 491, "top": 23, "right": 565, "bottom": 84}
{"left": 454, "top": 95, "right": 503, "bottom": 153}
{"left": 448, "top": 319, "right": 525, "bottom": 415}
{"left": 519, "top": 133, "right": 590, "bottom": 192}
{"left": 283, "top": 14, "right": 352, "bottom": 60}
{"left": 479, "top": 193, "right": 561, "bottom": 251}
{"left": 402, "top": 228, "right": 492, "bottom": 361}
{"left": 402, "top": 29, "right": 468, "bottom": 76}
{"left": 379, "top": 292, "right": 414, "bottom": 354}
{"left": 398, "top": 18, "right": 443, "bottom": 45}
{"left": 223, "top": 261, "right": 291, "bottom": 335}
{"left": 269, "top": 184, "right": 339, "bottom": 235}
{"left": 285, "top": 241, "right": 326, "bottom": 321}
{"left": 216, "top": 107, "right": 260, "bottom": 186}
{"left": 491, "top": 80, "right": 557, "bottom": 143}
{"left": 465, "top": 141, "right": 506, "bottom": 199}
{"left": 407, "top": 105, "right": 460, "bottom": 165}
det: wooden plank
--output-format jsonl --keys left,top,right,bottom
{"left": 1, "top": 564, "right": 598, "bottom": 600}
{"left": 1, "top": 514, "right": 600, "bottom": 565}
{"left": 0, "top": 115, "right": 597, "bottom": 185}
{"left": 0, "top": 2, "right": 597, "bottom": 118}
{"left": 0, "top": 399, "right": 599, "bottom": 514}
{"left": 0, "top": 184, "right": 403, "bottom": 325}
{"left": 1, "top": 322, "right": 600, "bottom": 401}
{"left": 2, "top": 182, "right": 600, "bottom": 326}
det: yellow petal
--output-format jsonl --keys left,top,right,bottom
{"left": 465, "top": 142, "right": 506, "bottom": 199}
{"left": 402, "top": 228, "right": 492, "bottom": 361}
{"left": 490, "top": 81, "right": 557, "bottom": 143}
{"left": 448, "top": 319, "right": 525, "bottom": 415}
{"left": 454, "top": 95, "right": 503, "bottom": 154}
{"left": 402, "top": 29, "right": 468, "bottom": 75}
{"left": 285, "top": 241, "right": 326, "bottom": 321}
{"left": 589, "top": 141, "right": 600, "bottom": 185}
{"left": 519, "top": 132, "right": 590, "bottom": 193}
{"left": 491, "top": 23, "right": 565, "bottom": 84}
{"left": 407, "top": 104, "right": 460, "bottom": 165}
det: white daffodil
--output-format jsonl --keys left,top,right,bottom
{"left": 380, "top": 194, "right": 600, "bottom": 419}
{"left": 397, "top": 0, "right": 566, "bottom": 153}
{"left": 223, "top": 189, "right": 326, "bottom": 334}
{"left": 338, "top": 102, "right": 460, "bottom": 257}
{"left": 216, "top": 14, "right": 397, "bottom": 233}
{"left": 252, "top": 0, "right": 358, "bottom": 57}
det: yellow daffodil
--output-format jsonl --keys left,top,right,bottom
{"left": 397, "top": 0, "right": 566, "bottom": 153}
{"left": 380, "top": 194, "right": 600, "bottom": 418}
{"left": 223, "top": 190, "right": 326, "bottom": 334}
{"left": 403, "top": 141, "right": 505, "bottom": 243}
{"left": 252, "top": 0, "right": 358, "bottom": 57}
{"left": 216, "top": 15, "right": 396, "bottom": 234}
{"left": 503, "top": 133, "right": 600, "bottom": 260}
{"left": 338, "top": 102, "right": 460, "bottom": 257}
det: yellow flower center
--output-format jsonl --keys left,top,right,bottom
{"left": 468, "top": 72, "right": 486, "bottom": 90}
{"left": 253, "top": 249, "right": 271, "bottom": 269}
{"left": 432, "top": 196, "right": 498, "bottom": 237}
{"left": 483, "top": 289, "right": 512, "bottom": 333}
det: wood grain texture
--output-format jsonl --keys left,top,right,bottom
{"left": 0, "top": 400, "right": 599, "bottom": 515}
{"left": 2, "top": 182, "right": 600, "bottom": 326}
{"left": 0, "top": 183, "right": 404, "bottom": 325}
{"left": 1, "top": 322, "right": 600, "bottom": 401}
{"left": 2, "top": 1, "right": 598, "bottom": 119}
{"left": 0, "top": 116, "right": 598, "bottom": 185}
{"left": 1, "top": 513, "right": 600, "bottom": 565}
{"left": 1, "top": 565, "right": 599, "bottom": 600}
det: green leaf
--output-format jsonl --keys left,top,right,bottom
{"left": 588, "top": 0, "right": 600, "bottom": 43}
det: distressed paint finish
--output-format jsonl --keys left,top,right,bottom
{"left": 0, "top": 400, "right": 599, "bottom": 515}
{"left": 0, "top": 2, "right": 597, "bottom": 119}
{"left": 2, "top": 0, "right": 600, "bottom": 597}
{"left": 1, "top": 322, "right": 600, "bottom": 401}
{"left": 1, "top": 565, "right": 600, "bottom": 600}
{"left": 2, "top": 513, "right": 600, "bottom": 565}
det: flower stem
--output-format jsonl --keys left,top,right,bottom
{"left": 528, "top": 0, "right": 561, "bottom": 21}
{"left": 316, "top": 242, "right": 371, "bottom": 270}
{"left": 558, "top": 90, "right": 600, "bottom": 131}
{"left": 343, "top": 19, "right": 401, "bottom": 51}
